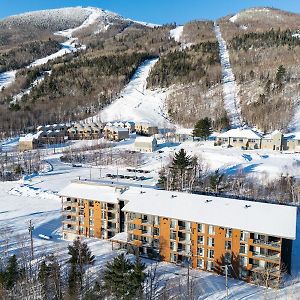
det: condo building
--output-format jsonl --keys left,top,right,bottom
{"left": 59, "top": 181, "right": 297, "bottom": 287}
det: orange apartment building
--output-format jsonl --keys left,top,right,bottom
{"left": 59, "top": 180, "right": 297, "bottom": 287}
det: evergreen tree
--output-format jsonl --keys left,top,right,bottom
{"left": 5, "top": 254, "right": 19, "bottom": 290}
{"left": 130, "top": 256, "right": 146, "bottom": 298}
{"left": 68, "top": 238, "right": 95, "bottom": 294}
{"left": 209, "top": 169, "right": 225, "bottom": 193}
{"left": 103, "top": 253, "right": 146, "bottom": 299}
{"left": 276, "top": 65, "right": 286, "bottom": 83}
{"left": 192, "top": 117, "right": 212, "bottom": 140}
{"left": 172, "top": 149, "right": 192, "bottom": 172}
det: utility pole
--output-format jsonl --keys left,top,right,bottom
{"left": 28, "top": 220, "right": 34, "bottom": 260}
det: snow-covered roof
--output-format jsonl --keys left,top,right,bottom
{"left": 19, "top": 134, "right": 35, "bottom": 142}
{"left": 218, "top": 128, "right": 262, "bottom": 140}
{"left": 263, "top": 130, "right": 283, "bottom": 139}
{"left": 284, "top": 132, "right": 300, "bottom": 141}
{"left": 110, "top": 232, "right": 128, "bottom": 243}
{"left": 121, "top": 188, "right": 297, "bottom": 240}
{"left": 58, "top": 182, "right": 124, "bottom": 204}
{"left": 135, "top": 136, "right": 156, "bottom": 143}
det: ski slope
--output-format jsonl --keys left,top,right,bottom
{"left": 170, "top": 25, "right": 184, "bottom": 43}
{"left": 214, "top": 22, "right": 242, "bottom": 128}
{"left": 0, "top": 70, "right": 16, "bottom": 90}
{"left": 94, "top": 58, "right": 171, "bottom": 126}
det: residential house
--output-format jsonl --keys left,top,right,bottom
{"left": 104, "top": 126, "right": 129, "bottom": 141}
{"left": 136, "top": 122, "right": 159, "bottom": 136}
{"left": 134, "top": 136, "right": 157, "bottom": 152}
{"left": 217, "top": 128, "right": 262, "bottom": 149}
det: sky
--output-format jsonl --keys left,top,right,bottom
{"left": 1, "top": 0, "right": 300, "bottom": 24}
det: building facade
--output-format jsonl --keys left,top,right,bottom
{"left": 59, "top": 181, "right": 297, "bottom": 287}
{"left": 134, "top": 136, "right": 157, "bottom": 152}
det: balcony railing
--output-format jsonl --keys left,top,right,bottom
{"left": 253, "top": 239, "right": 281, "bottom": 249}
{"left": 252, "top": 252, "right": 280, "bottom": 262}
{"left": 63, "top": 208, "right": 76, "bottom": 214}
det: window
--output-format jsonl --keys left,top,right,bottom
{"left": 198, "top": 247, "right": 204, "bottom": 257}
{"left": 225, "top": 228, "right": 232, "bottom": 238}
{"left": 89, "top": 201, "right": 94, "bottom": 207}
{"left": 170, "top": 241, "right": 177, "bottom": 251}
{"left": 153, "top": 227, "right": 160, "bottom": 236}
{"left": 207, "top": 261, "right": 214, "bottom": 271}
{"left": 79, "top": 226, "right": 84, "bottom": 234}
{"left": 198, "top": 224, "right": 205, "bottom": 233}
{"left": 170, "top": 231, "right": 176, "bottom": 240}
{"left": 208, "top": 225, "right": 215, "bottom": 235}
{"left": 240, "top": 256, "right": 248, "bottom": 267}
{"left": 240, "top": 244, "right": 248, "bottom": 254}
{"left": 232, "top": 138, "right": 237, "bottom": 142}
{"left": 170, "top": 219, "right": 177, "bottom": 229}
{"left": 197, "top": 259, "right": 204, "bottom": 268}
{"left": 239, "top": 139, "right": 243, "bottom": 142}
{"left": 170, "top": 253, "right": 176, "bottom": 263}
{"left": 198, "top": 235, "right": 204, "bottom": 245}
{"left": 240, "top": 231, "right": 248, "bottom": 242}
{"left": 89, "top": 228, "right": 94, "bottom": 237}
{"left": 225, "top": 240, "right": 232, "bottom": 250}
{"left": 207, "top": 237, "right": 214, "bottom": 247}
{"left": 89, "top": 219, "right": 94, "bottom": 226}
{"left": 154, "top": 216, "right": 160, "bottom": 226}
{"left": 89, "top": 209, "right": 94, "bottom": 217}
{"left": 207, "top": 249, "right": 214, "bottom": 259}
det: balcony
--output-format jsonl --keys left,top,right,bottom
{"left": 252, "top": 252, "right": 280, "bottom": 263}
{"left": 63, "top": 216, "right": 77, "bottom": 224}
{"left": 253, "top": 239, "right": 281, "bottom": 249}
{"left": 251, "top": 266, "right": 281, "bottom": 278}
{"left": 62, "top": 207, "right": 77, "bottom": 214}
{"left": 107, "top": 204, "right": 115, "bottom": 211}
{"left": 108, "top": 213, "right": 117, "bottom": 221}
{"left": 63, "top": 224, "right": 78, "bottom": 233}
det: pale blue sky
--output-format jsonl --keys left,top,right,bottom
{"left": 1, "top": 1, "right": 300, "bottom": 24}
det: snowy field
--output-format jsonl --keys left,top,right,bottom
{"left": 214, "top": 22, "right": 242, "bottom": 128}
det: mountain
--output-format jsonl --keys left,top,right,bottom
{"left": 1, "top": 6, "right": 300, "bottom": 136}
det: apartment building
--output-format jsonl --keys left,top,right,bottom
{"left": 59, "top": 181, "right": 297, "bottom": 287}
{"left": 59, "top": 182, "right": 127, "bottom": 241}
{"left": 135, "top": 122, "right": 159, "bottom": 136}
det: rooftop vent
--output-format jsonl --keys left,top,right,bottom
{"left": 171, "top": 195, "right": 177, "bottom": 198}
{"left": 244, "top": 205, "right": 251, "bottom": 209}
{"left": 206, "top": 199, "right": 212, "bottom": 203}
{"left": 140, "top": 191, "right": 146, "bottom": 194}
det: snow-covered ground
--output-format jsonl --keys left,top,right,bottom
{"left": 214, "top": 22, "right": 242, "bottom": 128}
{"left": 0, "top": 70, "right": 16, "bottom": 90}
{"left": 91, "top": 58, "right": 171, "bottom": 127}
{"left": 170, "top": 25, "right": 184, "bottom": 43}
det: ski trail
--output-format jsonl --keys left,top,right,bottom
{"left": 90, "top": 58, "right": 170, "bottom": 126}
{"left": 214, "top": 22, "right": 242, "bottom": 128}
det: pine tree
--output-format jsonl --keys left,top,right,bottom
{"left": 68, "top": 238, "right": 95, "bottom": 294}
{"left": 130, "top": 256, "right": 146, "bottom": 298}
{"left": 192, "top": 117, "right": 212, "bottom": 140}
{"left": 209, "top": 169, "right": 225, "bottom": 193}
{"left": 172, "top": 149, "right": 192, "bottom": 172}
{"left": 5, "top": 254, "right": 19, "bottom": 290}
{"left": 103, "top": 253, "right": 146, "bottom": 300}
{"left": 276, "top": 65, "right": 286, "bottom": 83}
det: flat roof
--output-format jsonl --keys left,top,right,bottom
{"left": 121, "top": 188, "right": 297, "bottom": 240}
{"left": 58, "top": 182, "right": 122, "bottom": 204}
